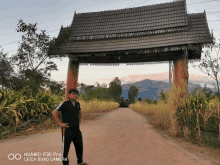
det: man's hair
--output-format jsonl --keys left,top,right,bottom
{"left": 69, "top": 89, "right": 79, "bottom": 95}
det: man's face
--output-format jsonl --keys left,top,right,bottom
{"left": 70, "top": 92, "right": 78, "bottom": 101}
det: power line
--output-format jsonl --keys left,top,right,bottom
{"left": 126, "top": 0, "right": 150, "bottom": 8}
{"left": 207, "top": 10, "right": 220, "bottom": 13}
{"left": 0, "top": 40, "right": 20, "bottom": 46}
{"left": 188, "top": 0, "right": 220, "bottom": 5}
{"left": 207, "top": 11, "right": 220, "bottom": 15}
{"left": 0, "top": 28, "right": 60, "bottom": 47}
{"left": 209, "top": 20, "right": 220, "bottom": 22}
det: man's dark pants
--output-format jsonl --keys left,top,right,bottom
{"left": 62, "top": 127, "right": 83, "bottom": 164}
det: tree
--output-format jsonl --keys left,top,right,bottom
{"left": 108, "top": 77, "right": 122, "bottom": 102}
{"left": 190, "top": 35, "right": 220, "bottom": 98}
{"left": 0, "top": 48, "right": 15, "bottom": 90}
{"left": 118, "top": 97, "right": 127, "bottom": 107}
{"left": 137, "top": 97, "right": 143, "bottom": 102}
{"left": 10, "top": 20, "right": 57, "bottom": 75}
{"left": 7, "top": 19, "right": 72, "bottom": 94}
{"left": 190, "top": 83, "right": 215, "bottom": 100}
{"left": 158, "top": 89, "right": 168, "bottom": 103}
{"left": 93, "top": 82, "right": 108, "bottom": 100}
{"left": 5, "top": 19, "right": 54, "bottom": 93}
{"left": 128, "top": 85, "right": 139, "bottom": 104}
{"left": 143, "top": 98, "right": 152, "bottom": 104}
{"left": 101, "top": 83, "right": 107, "bottom": 88}
{"left": 124, "top": 99, "right": 130, "bottom": 106}
{"left": 46, "top": 80, "right": 64, "bottom": 95}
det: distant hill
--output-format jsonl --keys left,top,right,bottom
{"left": 120, "top": 79, "right": 218, "bottom": 101}
{"left": 78, "top": 79, "right": 218, "bottom": 101}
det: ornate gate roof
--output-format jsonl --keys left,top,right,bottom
{"left": 49, "top": 0, "right": 213, "bottom": 65}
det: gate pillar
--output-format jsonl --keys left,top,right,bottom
{"left": 173, "top": 50, "right": 189, "bottom": 111}
{"left": 65, "top": 56, "right": 79, "bottom": 99}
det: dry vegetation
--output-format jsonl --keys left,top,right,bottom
{"left": 129, "top": 79, "right": 220, "bottom": 149}
{"left": 0, "top": 82, "right": 219, "bottom": 151}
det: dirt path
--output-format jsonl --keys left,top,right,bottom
{"left": 0, "top": 108, "right": 219, "bottom": 165}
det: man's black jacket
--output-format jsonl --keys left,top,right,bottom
{"left": 55, "top": 99, "right": 81, "bottom": 130}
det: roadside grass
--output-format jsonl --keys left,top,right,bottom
{"left": 0, "top": 88, "right": 119, "bottom": 142}
{"left": 129, "top": 78, "right": 220, "bottom": 149}
{"left": 1, "top": 81, "right": 220, "bottom": 151}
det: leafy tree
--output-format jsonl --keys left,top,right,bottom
{"left": 158, "top": 89, "right": 168, "bottom": 103}
{"left": 0, "top": 48, "right": 15, "bottom": 90}
{"left": 118, "top": 97, "right": 126, "bottom": 107}
{"left": 46, "top": 80, "right": 64, "bottom": 95}
{"left": 124, "top": 99, "right": 131, "bottom": 106}
{"left": 108, "top": 77, "right": 122, "bottom": 102}
{"left": 202, "top": 84, "right": 214, "bottom": 99}
{"left": 84, "top": 85, "right": 95, "bottom": 98}
{"left": 93, "top": 82, "right": 108, "bottom": 100}
{"left": 137, "top": 97, "right": 143, "bottom": 102}
{"left": 6, "top": 19, "right": 72, "bottom": 95}
{"left": 78, "top": 82, "right": 112, "bottom": 101}
{"left": 128, "top": 84, "right": 139, "bottom": 104}
{"left": 101, "top": 83, "right": 107, "bottom": 88}
{"left": 190, "top": 83, "right": 216, "bottom": 100}
{"left": 189, "top": 35, "right": 220, "bottom": 97}
{"left": 143, "top": 97, "right": 153, "bottom": 104}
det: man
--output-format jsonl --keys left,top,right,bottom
{"left": 52, "top": 89, "right": 89, "bottom": 165}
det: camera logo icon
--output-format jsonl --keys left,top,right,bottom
{"left": 8, "top": 153, "right": 21, "bottom": 160}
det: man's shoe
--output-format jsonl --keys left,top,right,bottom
{"left": 63, "top": 161, "right": 69, "bottom": 165}
{"left": 62, "top": 158, "right": 69, "bottom": 165}
{"left": 77, "top": 162, "right": 89, "bottom": 165}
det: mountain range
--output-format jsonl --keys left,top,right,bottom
{"left": 78, "top": 79, "right": 218, "bottom": 101}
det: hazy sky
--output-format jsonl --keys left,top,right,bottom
{"left": 1, "top": 0, "right": 220, "bottom": 90}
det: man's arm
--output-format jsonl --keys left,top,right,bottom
{"left": 52, "top": 109, "right": 69, "bottom": 128}
{"left": 52, "top": 109, "right": 61, "bottom": 125}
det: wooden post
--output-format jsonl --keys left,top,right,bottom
{"left": 169, "top": 61, "right": 172, "bottom": 90}
{"left": 169, "top": 60, "right": 172, "bottom": 101}
{"left": 173, "top": 49, "right": 189, "bottom": 111}
{"left": 65, "top": 55, "right": 79, "bottom": 100}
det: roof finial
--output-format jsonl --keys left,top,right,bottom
{"left": 71, "top": 10, "right": 76, "bottom": 26}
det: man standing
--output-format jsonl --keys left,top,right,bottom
{"left": 52, "top": 89, "right": 89, "bottom": 165}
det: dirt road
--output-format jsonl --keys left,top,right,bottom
{"left": 0, "top": 108, "right": 219, "bottom": 165}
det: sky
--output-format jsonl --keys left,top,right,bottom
{"left": 1, "top": 0, "right": 220, "bottom": 91}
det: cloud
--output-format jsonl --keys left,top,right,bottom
{"left": 120, "top": 72, "right": 170, "bottom": 83}
{"left": 119, "top": 72, "right": 216, "bottom": 85}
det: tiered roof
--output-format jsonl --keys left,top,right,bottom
{"left": 54, "top": 0, "right": 212, "bottom": 55}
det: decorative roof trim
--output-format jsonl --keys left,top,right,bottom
{"left": 68, "top": 26, "right": 188, "bottom": 41}
{"left": 203, "top": 10, "right": 213, "bottom": 44}
{"left": 74, "top": 44, "right": 200, "bottom": 57}
{"left": 71, "top": 11, "right": 76, "bottom": 25}
{"left": 79, "top": 59, "right": 201, "bottom": 66}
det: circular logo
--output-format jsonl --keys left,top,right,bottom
{"left": 8, "top": 153, "right": 21, "bottom": 160}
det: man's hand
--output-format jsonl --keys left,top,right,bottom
{"left": 59, "top": 123, "right": 69, "bottom": 128}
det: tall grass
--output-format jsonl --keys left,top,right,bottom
{"left": 129, "top": 78, "right": 220, "bottom": 148}
{"left": 1, "top": 80, "right": 219, "bottom": 149}
{"left": 0, "top": 87, "right": 119, "bottom": 140}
